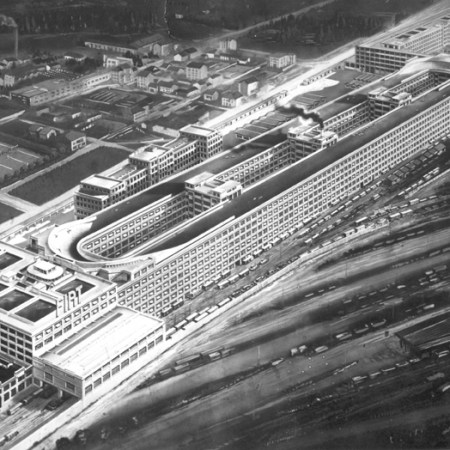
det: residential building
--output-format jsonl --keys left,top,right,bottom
{"left": 104, "top": 55, "right": 134, "bottom": 68}
{"left": 221, "top": 90, "right": 244, "bottom": 108}
{"left": 28, "top": 125, "right": 58, "bottom": 141}
{"left": 136, "top": 69, "right": 154, "bottom": 89}
{"left": 203, "top": 89, "right": 220, "bottom": 102}
{"left": 153, "top": 39, "right": 173, "bottom": 57}
{"left": 111, "top": 65, "right": 136, "bottom": 85}
{"left": 238, "top": 76, "right": 259, "bottom": 96}
{"left": 186, "top": 62, "right": 208, "bottom": 81}
{"left": 219, "top": 38, "right": 237, "bottom": 52}
{"left": 64, "top": 131, "right": 87, "bottom": 151}
{"left": 269, "top": 53, "right": 297, "bottom": 69}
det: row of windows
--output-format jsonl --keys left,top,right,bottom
{"left": 119, "top": 97, "right": 450, "bottom": 315}
{"left": 83, "top": 335, "right": 163, "bottom": 395}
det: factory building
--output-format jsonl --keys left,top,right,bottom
{"left": 355, "top": 14, "right": 450, "bottom": 73}
{"left": 0, "top": 243, "right": 164, "bottom": 411}
{"left": 64, "top": 64, "right": 450, "bottom": 320}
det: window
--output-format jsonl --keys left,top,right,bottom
{"left": 44, "top": 372, "right": 53, "bottom": 382}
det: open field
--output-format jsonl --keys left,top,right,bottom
{"left": 9, "top": 147, "right": 128, "bottom": 205}
{"left": 0, "top": 202, "right": 22, "bottom": 224}
{"left": 0, "top": 143, "right": 43, "bottom": 180}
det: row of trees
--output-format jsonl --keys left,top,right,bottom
{"left": 0, "top": 155, "right": 53, "bottom": 188}
{"left": 10, "top": 6, "right": 153, "bottom": 35}
{"left": 251, "top": 11, "right": 389, "bottom": 46}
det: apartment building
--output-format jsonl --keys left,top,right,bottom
{"left": 186, "top": 62, "right": 208, "bottom": 81}
{"left": 269, "top": 53, "right": 296, "bottom": 69}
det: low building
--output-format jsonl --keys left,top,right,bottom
{"left": 396, "top": 312, "right": 450, "bottom": 358}
{"left": 2, "top": 64, "right": 47, "bottom": 88}
{"left": 64, "top": 131, "right": 87, "bottom": 151}
{"left": 207, "top": 73, "right": 224, "bottom": 88}
{"left": 186, "top": 62, "right": 208, "bottom": 81}
{"left": 221, "top": 90, "right": 244, "bottom": 108}
{"left": 11, "top": 72, "right": 111, "bottom": 107}
{"left": 238, "top": 76, "right": 259, "bottom": 96}
{"left": 85, "top": 34, "right": 164, "bottom": 56}
{"left": 28, "top": 124, "right": 58, "bottom": 141}
{"left": 219, "top": 38, "right": 237, "bottom": 52}
{"left": 64, "top": 52, "right": 86, "bottom": 63}
{"left": 33, "top": 307, "right": 165, "bottom": 400}
{"left": 203, "top": 89, "right": 220, "bottom": 102}
{"left": 173, "top": 47, "right": 201, "bottom": 62}
{"left": 104, "top": 55, "right": 134, "bottom": 68}
{"left": 158, "top": 80, "right": 178, "bottom": 94}
{"left": 153, "top": 39, "right": 173, "bottom": 57}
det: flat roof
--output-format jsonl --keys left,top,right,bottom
{"left": 180, "top": 124, "right": 215, "bottom": 137}
{"left": 80, "top": 143, "right": 265, "bottom": 238}
{"left": 82, "top": 175, "right": 122, "bottom": 190}
{"left": 39, "top": 307, "right": 163, "bottom": 378}
{"left": 146, "top": 80, "right": 450, "bottom": 254}
{"left": 108, "top": 164, "right": 143, "bottom": 180}
{"left": 397, "top": 311, "right": 450, "bottom": 352}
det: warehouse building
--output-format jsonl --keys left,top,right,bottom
{"left": 396, "top": 312, "right": 450, "bottom": 358}
{"left": 33, "top": 307, "right": 165, "bottom": 399}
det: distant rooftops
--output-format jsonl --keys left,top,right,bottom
{"left": 187, "top": 61, "right": 206, "bottom": 69}
{"left": 180, "top": 124, "right": 216, "bottom": 137}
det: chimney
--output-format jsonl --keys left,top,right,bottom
{"left": 14, "top": 27, "right": 18, "bottom": 59}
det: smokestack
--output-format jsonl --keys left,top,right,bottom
{"left": 14, "top": 26, "right": 18, "bottom": 59}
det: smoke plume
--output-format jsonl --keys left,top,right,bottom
{"left": 284, "top": 104, "right": 324, "bottom": 129}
